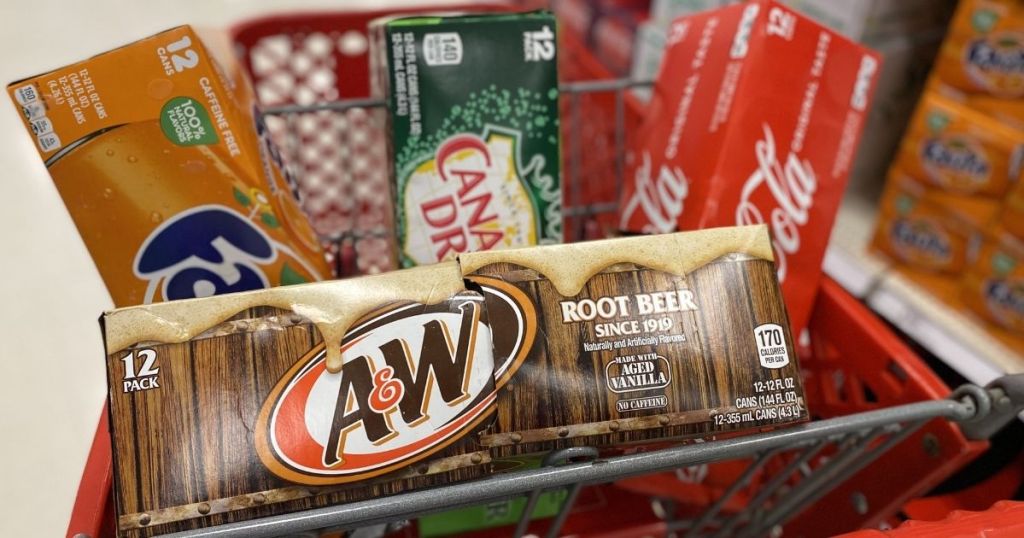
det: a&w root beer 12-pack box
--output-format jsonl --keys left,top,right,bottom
{"left": 371, "top": 11, "right": 563, "bottom": 268}
{"left": 102, "top": 225, "right": 807, "bottom": 536}
{"left": 617, "top": 0, "right": 880, "bottom": 334}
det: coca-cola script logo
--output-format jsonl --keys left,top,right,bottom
{"left": 735, "top": 124, "right": 817, "bottom": 281}
{"left": 256, "top": 282, "right": 536, "bottom": 485}
{"left": 619, "top": 151, "right": 689, "bottom": 233}
{"left": 403, "top": 129, "right": 544, "bottom": 265}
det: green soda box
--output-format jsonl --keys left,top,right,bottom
{"left": 371, "top": 11, "right": 563, "bottom": 267}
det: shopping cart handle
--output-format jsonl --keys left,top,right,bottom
{"left": 955, "top": 373, "right": 1024, "bottom": 441}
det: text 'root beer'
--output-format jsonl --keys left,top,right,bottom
{"left": 617, "top": 0, "right": 880, "bottom": 335}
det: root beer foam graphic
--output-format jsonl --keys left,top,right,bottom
{"left": 7, "top": 26, "right": 329, "bottom": 307}
{"left": 371, "top": 11, "right": 562, "bottom": 267}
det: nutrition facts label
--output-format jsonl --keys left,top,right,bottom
{"left": 13, "top": 83, "right": 60, "bottom": 152}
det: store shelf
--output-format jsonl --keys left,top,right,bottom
{"left": 823, "top": 193, "right": 1024, "bottom": 386}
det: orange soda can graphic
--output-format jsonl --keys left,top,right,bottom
{"left": 7, "top": 26, "right": 329, "bottom": 306}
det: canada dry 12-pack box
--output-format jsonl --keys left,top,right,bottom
{"left": 617, "top": 0, "right": 880, "bottom": 335}
{"left": 102, "top": 224, "right": 806, "bottom": 536}
{"left": 370, "top": 11, "right": 563, "bottom": 267}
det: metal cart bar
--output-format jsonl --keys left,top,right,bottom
{"left": 158, "top": 389, "right": 1001, "bottom": 538}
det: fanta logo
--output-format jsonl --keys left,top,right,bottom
{"left": 735, "top": 124, "right": 817, "bottom": 282}
{"left": 890, "top": 218, "right": 952, "bottom": 264}
{"left": 985, "top": 278, "right": 1024, "bottom": 327}
{"left": 134, "top": 205, "right": 276, "bottom": 303}
{"left": 256, "top": 282, "right": 535, "bottom": 485}
{"left": 965, "top": 32, "right": 1024, "bottom": 97}
{"left": 404, "top": 128, "right": 538, "bottom": 265}
{"left": 921, "top": 137, "right": 990, "bottom": 187}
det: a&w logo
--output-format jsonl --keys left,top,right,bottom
{"left": 524, "top": 26, "right": 555, "bottom": 62}
{"left": 921, "top": 135, "right": 991, "bottom": 191}
{"left": 256, "top": 282, "right": 535, "bottom": 485}
{"left": 965, "top": 32, "right": 1024, "bottom": 97}
{"left": 889, "top": 218, "right": 952, "bottom": 266}
{"left": 735, "top": 124, "right": 816, "bottom": 282}
{"left": 985, "top": 278, "right": 1024, "bottom": 329}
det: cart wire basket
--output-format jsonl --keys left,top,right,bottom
{"left": 65, "top": 5, "right": 1024, "bottom": 538}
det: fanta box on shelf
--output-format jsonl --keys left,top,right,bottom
{"left": 962, "top": 228, "right": 1024, "bottom": 339}
{"left": 6, "top": 26, "right": 330, "bottom": 307}
{"left": 930, "top": 0, "right": 1024, "bottom": 130}
{"left": 616, "top": 0, "right": 880, "bottom": 335}
{"left": 894, "top": 92, "right": 1023, "bottom": 198}
{"left": 870, "top": 170, "right": 999, "bottom": 274}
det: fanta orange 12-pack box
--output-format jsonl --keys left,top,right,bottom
{"left": 870, "top": 170, "right": 999, "bottom": 274}
{"left": 7, "top": 26, "right": 330, "bottom": 307}
{"left": 962, "top": 227, "right": 1024, "bottom": 350}
{"left": 894, "top": 92, "right": 1024, "bottom": 198}
{"left": 930, "top": 0, "right": 1024, "bottom": 130}
{"left": 616, "top": 0, "right": 880, "bottom": 335}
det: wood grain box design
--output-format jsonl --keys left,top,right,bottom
{"left": 463, "top": 225, "right": 809, "bottom": 459}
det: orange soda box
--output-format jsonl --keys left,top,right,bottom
{"left": 871, "top": 170, "right": 998, "bottom": 274}
{"left": 930, "top": 0, "right": 1024, "bottom": 129}
{"left": 894, "top": 92, "right": 1023, "bottom": 197}
{"left": 7, "top": 26, "right": 330, "bottom": 307}
{"left": 962, "top": 228, "right": 1024, "bottom": 334}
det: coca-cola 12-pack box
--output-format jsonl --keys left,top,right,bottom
{"left": 618, "top": 0, "right": 880, "bottom": 334}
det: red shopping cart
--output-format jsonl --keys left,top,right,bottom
{"left": 64, "top": 5, "right": 1022, "bottom": 537}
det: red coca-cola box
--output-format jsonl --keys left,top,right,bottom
{"left": 618, "top": 0, "right": 880, "bottom": 334}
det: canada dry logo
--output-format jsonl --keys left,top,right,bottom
{"left": 984, "top": 277, "right": 1024, "bottom": 330}
{"left": 920, "top": 135, "right": 991, "bottom": 192}
{"left": 255, "top": 281, "right": 536, "bottom": 485}
{"left": 964, "top": 31, "right": 1024, "bottom": 97}
{"left": 402, "top": 128, "right": 551, "bottom": 265}
{"left": 889, "top": 217, "right": 953, "bottom": 266}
